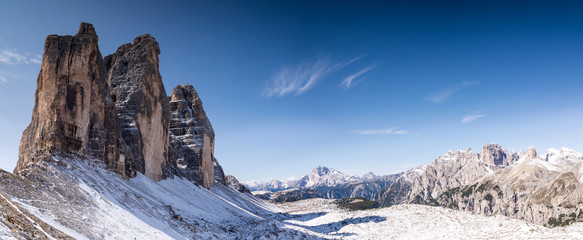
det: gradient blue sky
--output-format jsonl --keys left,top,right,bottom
{"left": 0, "top": 1, "right": 582, "bottom": 181}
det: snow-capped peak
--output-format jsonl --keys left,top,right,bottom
{"left": 361, "top": 172, "right": 377, "bottom": 181}
{"left": 244, "top": 166, "right": 373, "bottom": 191}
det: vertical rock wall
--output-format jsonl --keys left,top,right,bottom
{"left": 17, "top": 22, "right": 224, "bottom": 188}
{"left": 16, "top": 23, "right": 120, "bottom": 172}
{"left": 168, "top": 84, "right": 219, "bottom": 188}
{"left": 105, "top": 35, "right": 170, "bottom": 181}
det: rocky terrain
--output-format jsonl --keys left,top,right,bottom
{"left": 16, "top": 22, "right": 222, "bottom": 189}
{"left": 0, "top": 22, "right": 269, "bottom": 238}
{"left": 379, "top": 144, "right": 583, "bottom": 227}
{"left": 225, "top": 175, "right": 251, "bottom": 193}
{"left": 437, "top": 147, "right": 583, "bottom": 226}
{"left": 270, "top": 189, "right": 324, "bottom": 203}
{"left": 167, "top": 83, "right": 223, "bottom": 188}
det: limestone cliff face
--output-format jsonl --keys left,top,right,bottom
{"left": 105, "top": 34, "right": 170, "bottom": 181}
{"left": 17, "top": 22, "right": 227, "bottom": 188}
{"left": 378, "top": 144, "right": 583, "bottom": 227}
{"left": 17, "top": 23, "right": 120, "bottom": 173}
{"left": 167, "top": 84, "right": 217, "bottom": 188}
{"left": 380, "top": 144, "right": 519, "bottom": 207}
{"left": 480, "top": 143, "right": 518, "bottom": 166}
{"left": 436, "top": 147, "right": 583, "bottom": 226}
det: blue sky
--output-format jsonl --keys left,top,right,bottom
{"left": 0, "top": 1, "right": 582, "bottom": 181}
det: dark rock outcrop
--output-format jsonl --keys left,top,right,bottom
{"left": 480, "top": 143, "right": 508, "bottom": 166}
{"left": 271, "top": 189, "right": 323, "bottom": 203}
{"left": 316, "top": 174, "right": 402, "bottom": 201}
{"left": 167, "top": 84, "right": 217, "bottom": 188}
{"left": 214, "top": 158, "right": 227, "bottom": 186}
{"left": 226, "top": 175, "right": 250, "bottom": 193}
{"left": 105, "top": 34, "right": 170, "bottom": 181}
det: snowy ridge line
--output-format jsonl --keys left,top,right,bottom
{"left": 208, "top": 186, "right": 264, "bottom": 220}
{"left": 0, "top": 191, "right": 57, "bottom": 240}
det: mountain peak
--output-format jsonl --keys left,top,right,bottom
{"left": 77, "top": 22, "right": 96, "bottom": 36}
{"left": 527, "top": 146, "right": 538, "bottom": 158}
{"left": 16, "top": 22, "right": 224, "bottom": 187}
{"left": 362, "top": 172, "right": 377, "bottom": 180}
{"left": 480, "top": 143, "right": 507, "bottom": 166}
{"left": 311, "top": 166, "right": 333, "bottom": 176}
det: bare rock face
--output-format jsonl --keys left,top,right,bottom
{"left": 436, "top": 148, "right": 583, "bottom": 226}
{"left": 527, "top": 146, "right": 538, "bottom": 159}
{"left": 17, "top": 22, "right": 232, "bottom": 188}
{"left": 226, "top": 175, "right": 250, "bottom": 193}
{"left": 214, "top": 157, "right": 227, "bottom": 186}
{"left": 480, "top": 143, "right": 507, "bottom": 166}
{"left": 167, "top": 84, "right": 216, "bottom": 188}
{"left": 380, "top": 144, "right": 518, "bottom": 207}
{"left": 17, "top": 23, "right": 170, "bottom": 181}
{"left": 17, "top": 23, "right": 121, "bottom": 173}
{"left": 105, "top": 34, "right": 170, "bottom": 181}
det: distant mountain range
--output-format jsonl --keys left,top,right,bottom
{"left": 245, "top": 166, "right": 374, "bottom": 191}
{"left": 378, "top": 144, "right": 583, "bottom": 227}
{"left": 245, "top": 166, "right": 402, "bottom": 201}
{"left": 248, "top": 144, "right": 583, "bottom": 228}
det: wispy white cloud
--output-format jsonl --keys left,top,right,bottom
{"left": 29, "top": 55, "right": 42, "bottom": 64}
{"left": 427, "top": 81, "right": 479, "bottom": 103}
{"left": 264, "top": 55, "right": 362, "bottom": 97}
{"left": 461, "top": 113, "right": 487, "bottom": 123}
{"left": 0, "top": 71, "right": 17, "bottom": 83}
{"left": 341, "top": 64, "right": 377, "bottom": 89}
{"left": 352, "top": 127, "right": 409, "bottom": 135}
{"left": 0, "top": 49, "right": 41, "bottom": 65}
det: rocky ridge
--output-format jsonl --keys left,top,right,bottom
{"left": 379, "top": 144, "right": 518, "bottom": 206}
{"left": 379, "top": 144, "right": 583, "bottom": 227}
{"left": 167, "top": 84, "right": 221, "bottom": 188}
{"left": 246, "top": 166, "right": 376, "bottom": 191}
{"left": 437, "top": 147, "right": 583, "bottom": 226}
{"left": 226, "top": 175, "right": 251, "bottom": 193}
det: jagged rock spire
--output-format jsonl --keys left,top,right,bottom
{"left": 105, "top": 33, "right": 170, "bottom": 181}
{"left": 17, "top": 22, "right": 116, "bottom": 172}
{"left": 480, "top": 143, "right": 507, "bottom": 166}
{"left": 17, "top": 23, "right": 170, "bottom": 181}
{"left": 167, "top": 84, "right": 220, "bottom": 188}
{"left": 17, "top": 22, "right": 225, "bottom": 188}
{"left": 527, "top": 146, "right": 538, "bottom": 158}
{"left": 77, "top": 22, "right": 96, "bottom": 35}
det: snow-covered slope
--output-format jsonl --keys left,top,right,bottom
{"left": 0, "top": 155, "right": 306, "bottom": 239}
{"left": 279, "top": 199, "right": 583, "bottom": 239}
{"left": 3, "top": 149, "right": 583, "bottom": 238}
